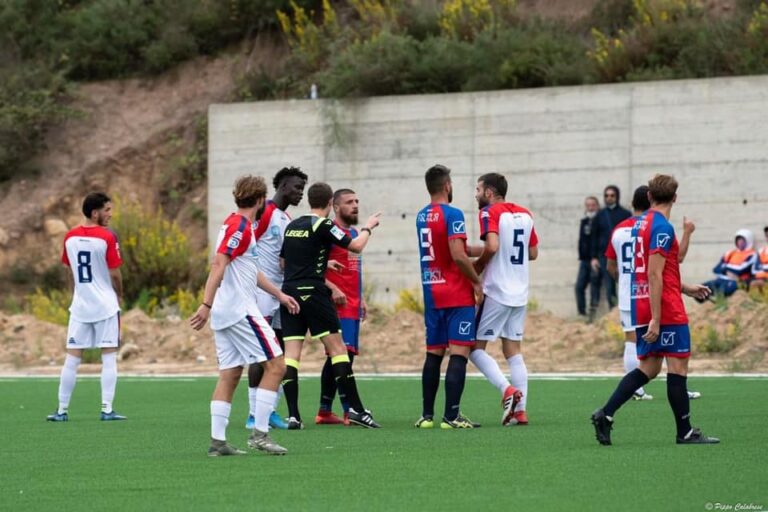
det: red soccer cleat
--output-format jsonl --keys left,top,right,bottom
{"left": 315, "top": 410, "right": 344, "bottom": 425}
{"left": 343, "top": 411, "right": 350, "bottom": 426}
{"left": 501, "top": 385, "right": 523, "bottom": 426}
{"left": 509, "top": 410, "right": 528, "bottom": 426}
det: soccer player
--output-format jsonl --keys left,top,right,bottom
{"left": 591, "top": 174, "right": 719, "bottom": 445}
{"left": 606, "top": 185, "right": 653, "bottom": 401}
{"left": 279, "top": 182, "right": 382, "bottom": 429}
{"left": 47, "top": 192, "right": 126, "bottom": 422}
{"left": 245, "top": 166, "right": 307, "bottom": 431}
{"left": 414, "top": 164, "right": 481, "bottom": 430}
{"left": 315, "top": 188, "right": 367, "bottom": 426}
{"left": 190, "top": 175, "right": 300, "bottom": 456}
{"left": 469, "top": 173, "right": 533, "bottom": 426}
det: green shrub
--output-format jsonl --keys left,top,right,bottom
{"left": 27, "top": 288, "right": 70, "bottom": 326}
{"left": 394, "top": 287, "right": 424, "bottom": 315}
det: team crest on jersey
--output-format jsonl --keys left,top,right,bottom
{"left": 452, "top": 221, "right": 465, "bottom": 233}
{"left": 330, "top": 225, "right": 346, "bottom": 240}
{"left": 656, "top": 233, "right": 671, "bottom": 249}
{"left": 661, "top": 331, "right": 676, "bottom": 346}
{"left": 270, "top": 225, "right": 281, "bottom": 237}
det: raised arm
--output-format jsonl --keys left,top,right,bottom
{"left": 678, "top": 216, "right": 695, "bottom": 263}
{"left": 347, "top": 213, "right": 381, "bottom": 253}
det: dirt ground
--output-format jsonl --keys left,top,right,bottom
{"left": 2, "top": 291, "right": 764, "bottom": 375}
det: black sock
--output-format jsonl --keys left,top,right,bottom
{"left": 283, "top": 364, "right": 301, "bottom": 421}
{"left": 444, "top": 354, "right": 468, "bottom": 421}
{"left": 319, "top": 356, "right": 336, "bottom": 412}
{"left": 603, "top": 368, "right": 650, "bottom": 417}
{"left": 247, "top": 363, "right": 264, "bottom": 389}
{"left": 332, "top": 359, "right": 364, "bottom": 412}
{"left": 339, "top": 353, "right": 354, "bottom": 412}
{"left": 422, "top": 352, "right": 443, "bottom": 418}
{"left": 667, "top": 373, "right": 692, "bottom": 438}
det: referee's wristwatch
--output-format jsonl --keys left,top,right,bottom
{"left": 361, "top": 227, "right": 372, "bottom": 235}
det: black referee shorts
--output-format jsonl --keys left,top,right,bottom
{"left": 280, "top": 281, "right": 341, "bottom": 341}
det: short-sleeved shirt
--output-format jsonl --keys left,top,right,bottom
{"left": 630, "top": 209, "right": 688, "bottom": 327}
{"left": 281, "top": 215, "right": 353, "bottom": 283}
{"left": 326, "top": 224, "right": 363, "bottom": 320}
{"left": 253, "top": 200, "right": 291, "bottom": 287}
{"left": 416, "top": 203, "right": 474, "bottom": 309}
{"left": 605, "top": 216, "right": 640, "bottom": 312}
{"left": 478, "top": 202, "right": 538, "bottom": 307}
{"left": 210, "top": 213, "right": 262, "bottom": 331}
{"left": 62, "top": 225, "right": 122, "bottom": 323}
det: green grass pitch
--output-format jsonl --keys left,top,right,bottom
{"left": 1, "top": 376, "right": 766, "bottom": 511}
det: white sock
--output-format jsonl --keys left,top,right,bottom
{"left": 254, "top": 388, "right": 278, "bottom": 432}
{"left": 507, "top": 354, "right": 528, "bottom": 412}
{"left": 58, "top": 354, "right": 81, "bottom": 414}
{"left": 101, "top": 352, "right": 118, "bottom": 413}
{"left": 274, "top": 384, "right": 283, "bottom": 411}
{"left": 470, "top": 349, "right": 510, "bottom": 394}
{"left": 210, "top": 400, "right": 231, "bottom": 441}
{"left": 623, "top": 342, "right": 645, "bottom": 395}
{"left": 248, "top": 387, "right": 258, "bottom": 417}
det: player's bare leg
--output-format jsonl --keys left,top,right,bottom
{"left": 502, "top": 339, "right": 528, "bottom": 424}
{"left": 209, "top": 367, "right": 246, "bottom": 456}
{"left": 248, "top": 357, "right": 288, "bottom": 454}
{"left": 282, "top": 339, "right": 304, "bottom": 429}
{"left": 667, "top": 357, "right": 718, "bottom": 444}
{"left": 321, "top": 333, "right": 379, "bottom": 428}
{"left": 47, "top": 348, "right": 84, "bottom": 422}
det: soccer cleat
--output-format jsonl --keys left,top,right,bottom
{"left": 248, "top": 430, "right": 288, "bottom": 455}
{"left": 245, "top": 414, "right": 256, "bottom": 430}
{"left": 269, "top": 411, "right": 288, "bottom": 430}
{"left": 208, "top": 439, "right": 246, "bottom": 457}
{"left": 688, "top": 391, "right": 702, "bottom": 400}
{"left": 632, "top": 392, "right": 654, "bottom": 401}
{"left": 343, "top": 412, "right": 350, "bottom": 426}
{"left": 507, "top": 410, "right": 528, "bottom": 426}
{"left": 676, "top": 427, "right": 719, "bottom": 445}
{"left": 348, "top": 408, "right": 381, "bottom": 428}
{"left": 501, "top": 385, "right": 523, "bottom": 426}
{"left": 100, "top": 411, "right": 127, "bottom": 421}
{"left": 591, "top": 409, "right": 613, "bottom": 446}
{"left": 286, "top": 417, "right": 304, "bottom": 430}
{"left": 46, "top": 411, "right": 69, "bottom": 422}
{"left": 414, "top": 415, "right": 434, "bottom": 429}
{"left": 315, "top": 410, "right": 344, "bottom": 425}
{"left": 440, "top": 413, "right": 476, "bottom": 429}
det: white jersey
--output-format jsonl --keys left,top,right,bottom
{"left": 61, "top": 226, "right": 122, "bottom": 323}
{"left": 210, "top": 214, "right": 263, "bottom": 331}
{"left": 479, "top": 203, "right": 539, "bottom": 307}
{"left": 606, "top": 217, "right": 638, "bottom": 312}
{"left": 254, "top": 200, "right": 290, "bottom": 287}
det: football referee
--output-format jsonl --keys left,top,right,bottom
{"left": 279, "top": 182, "right": 382, "bottom": 428}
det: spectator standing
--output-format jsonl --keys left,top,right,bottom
{"left": 591, "top": 185, "right": 631, "bottom": 310}
{"left": 575, "top": 196, "right": 601, "bottom": 319}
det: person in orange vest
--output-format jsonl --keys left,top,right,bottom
{"left": 698, "top": 229, "right": 759, "bottom": 301}
{"left": 753, "top": 226, "right": 768, "bottom": 287}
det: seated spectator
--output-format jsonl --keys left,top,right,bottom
{"left": 752, "top": 226, "right": 768, "bottom": 288}
{"left": 699, "top": 229, "right": 759, "bottom": 300}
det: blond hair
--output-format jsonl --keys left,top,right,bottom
{"left": 233, "top": 175, "right": 267, "bottom": 208}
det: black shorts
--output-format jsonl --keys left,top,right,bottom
{"left": 281, "top": 281, "right": 341, "bottom": 341}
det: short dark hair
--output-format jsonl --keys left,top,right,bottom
{"left": 425, "top": 164, "right": 451, "bottom": 195}
{"left": 333, "top": 188, "right": 355, "bottom": 205}
{"left": 631, "top": 185, "right": 651, "bottom": 212}
{"left": 233, "top": 175, "right": 267, "bottom": 208}
{"left": 648, "top": 174, "right": 678, "bottom": 204}
{"left": 308, "top": 182, "right": 333, "bottom": 208}
{"left": 478, "top": 173, "right": 507, "bottom": 198}
{"left": 82, "top": 192, "right": 111, "bottom": 218}
{"left": 273, "top": 166, "right": 308, "bottom": 190}
{"left": 764, "top": 225, "right": 768, "bottom": 233}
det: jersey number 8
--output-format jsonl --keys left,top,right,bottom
{"left": 77, "top": 251, "right": 93, "bottom": 283}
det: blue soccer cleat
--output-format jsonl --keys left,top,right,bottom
{"left": 269, "top": 411, "right": 288, "bottom": 430}
{"left": 245, "top": 414, "right": 256, "bottom": 430}
{"left": 47, "top": 411, "right": 69, "bottom": 422}
{"left": 100, "top": 411, "right": 127, "bottom": 421}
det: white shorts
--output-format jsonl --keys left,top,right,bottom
{"left": 214, "top": 315, "right": 283, "bottom": 370}
{"left": 620, "top": 309, "right": 636, "bottom": 333}
{"left": 257, "top": 291, "right": 281, "bottom": 330}
{"left": 66, "top": 313, "right": 121, "bottom": 349}
{"left": 476, "top": 296, "right": 526, "bottom": 342}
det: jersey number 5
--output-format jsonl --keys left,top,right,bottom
{"left": 77, "top": 251, "right": 93, "bottom": 283}
{"left": 510, "top": 229, "right": 525, "bottom": 265}
{"left": 420, "top": 228, "right": 435, "bottom": 262}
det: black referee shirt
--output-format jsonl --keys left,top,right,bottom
{"left": 280, "top": 215, "right": 353, "bottom": 283}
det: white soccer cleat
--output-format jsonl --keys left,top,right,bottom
{"left": 688, "top": 391, "right": 702, "bottom": 400}
{"left": 632, "top": 392, "right": 653, "bottom": 401}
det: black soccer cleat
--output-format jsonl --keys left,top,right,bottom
{"left": 591, "top": 408, "right": 613, "bottom": 446}
{"left": 348, "top": 408, "right": 381, "bottom": 429}
{"left": 676, "top": 428, "right": 720, "bottom": 445}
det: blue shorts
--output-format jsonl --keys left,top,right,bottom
{"left": 635, "top": 324, "right": 691, "bottom": 360}
{"left": 424, "top": 306, "right": 476, "bottom": 350}
{"left": 339, "top": 318, "right": 360, "bottom": 354}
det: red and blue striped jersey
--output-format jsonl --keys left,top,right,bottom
{"left": 416, "top": 203, "right": 474, "bottom": 309}
{"left": 327, "top": 224, "right": 363, "bottom": 320}
{"left": 630, "top": 209, "right": 688, "bottom": 326}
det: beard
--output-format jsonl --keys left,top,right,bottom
{"left": 340, "top": 212, "right": 358, "bottom": 225}
{"left": 477, "top": 196, "right": 489, "bottom": 209}
{"left": 448, "top": 189, "right": 453, "bottom": 203}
